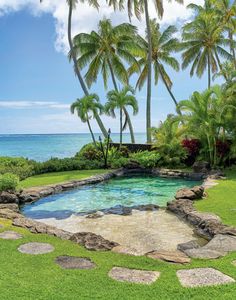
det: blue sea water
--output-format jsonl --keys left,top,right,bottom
{"left": 0, "top": 133, "right": 146, "bottom": 161}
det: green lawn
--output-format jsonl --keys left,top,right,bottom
{"left": 195, "top": 168, "right": 236, "bottom": 227}
{"left": 0, "top": 218, "right": 235, "bottom": 300}
{"left": 20, "top": 169, "right": 110, "bottom": 189}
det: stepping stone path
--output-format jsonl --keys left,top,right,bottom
{"left": 108, "top": 267, "right": 160, "bottom": 285}
{"left": 146, "top": 250, "right": 191, "bottom": 264}
{"left": 0, "top": 231, "right": 22, "bottom": 240}
{"left": 177, "top": 268, "right": 235, "bottom": 288}
{"left": 18, "top": 242, "right": 54, "bottom": 255}
{"left": 55, "top": 256, "right": 96, "bottom": 269}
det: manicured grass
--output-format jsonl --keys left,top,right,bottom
{"left": 0, "top": 218, "right": 235, "bottom": 300}
{"left": 20, "top": 170, "right": 110, "bottom": 189}
{"left": 195, "top": 168, "right": 236, "bottom": 227}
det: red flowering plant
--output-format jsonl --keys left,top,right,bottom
{"left": 181, "top": 139, "right": 201, "bottom": 166}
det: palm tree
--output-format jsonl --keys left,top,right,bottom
{"left": 212, "top": 0, "right": 236, "bottom": 68}
{"left": 105, "top": 86, "right": 138, "bottom": 146}
{"left": 40, "top": 0, "right": 108, "bottom": 138}
{"left": 129, "top": 20, "right": 181, "bottom": 113}
{"left": 181, "top": 11, "right": 233, "bottom": 89}
{"left": 71, "top": 94, "right": 103, "bottom": 145}
{"left": 107, "top": 0, "right": 184, "bottom": 143}
{"left": 73, "top": 18, "right": 141, "bottom": 143}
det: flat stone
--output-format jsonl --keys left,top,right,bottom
{"left": 175, "top": 186, "right": 204, "bottom": 200}
{"left": 232, "top": 260, "right": 236, "bottom": 266}
{"left": 0, "top": 230, "right": 22, "bottom": 240}
{"left": 0, "top": 203, "right": 19, "bottom": 212}
{"left": 177, "top": 268, "right": 235, "bottom": 287}
{"left": 86, "top": 211, "right": 104, "bottom": 219}
{"left": 18, "top": 242, "right": 54, "bottom": 255}
{"left": 108, "top": 267, "right": 160, "bottom": 285}
{"left": 204, "top": 234, "right": 236, "bottom": 253}
{"left": 112, "top": 245, "right": 140, "bottom": 256}
{"left": 184, "top": 248, "right": 226, "bottom": 259}
{"left": 177, "top": 240, "right": 201, "bottom": 252}
{"left": 55, "top": 256, "right": 96, "bottom": 269}
{"left": 146, "top": 250, "right": 191, "bottom": 264}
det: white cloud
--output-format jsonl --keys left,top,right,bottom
{"left": 0, "top": 100, "right": 69, "bottom": 109}
{"left": 0, "top": 0, "right": 204, "bottom": 54}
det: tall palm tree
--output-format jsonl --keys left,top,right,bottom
{"left": 73, "top": 18, "right": 141, "bottom": 143}
{"left": 40, "top": 0, "right": 108, "bottom": 138}
{"left": 107, "top": 0, "right": 184, "bottom": 143}
{"left": 71, "top": 94, "right": 103, "bottom": 145}
{"left": 129, "top": 20, "right": 181, "bottom": 113}
{"left": 105, "top": 86, "right": 138, "bottom": 146}
{"left": 181, "top": 12, "right": 233, "bottom": 89}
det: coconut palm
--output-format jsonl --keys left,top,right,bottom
{"left": 71, "top": 94, "right": 103, "bottom": 145}
{"left": 181, "top": 12, "right": 233, "bottom": 89}
{"left": 105, "top": 86, "right": 138, "bottom": 146}
{"left": 40, "top": 0, "right": 108, "bottom": 138}
{"left": 73, "top": 18, "right": 140, "bottom": 143}
{"left": 107, "top": 0, "right": 184, "bottom": 143}
{"left": 129, "top": 20, "right": 181, "bottom": 113}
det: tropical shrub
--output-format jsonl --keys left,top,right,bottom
{"left": 110, "top": 157, "right": 129, "bottom": 169}
{"left": 0, "top": 157, "right": 36, "bottom": 180}
{"left": 75, "top": 143, "right": 103, "bottom": 160}
{"left": 131, "top": 151, "right": 161, "bottom": 168}
{"left": 0, "top": 173, "right": 19, "bottom": 192}
{"left": 181, "top": 139, "right": 201, "bottom": 166}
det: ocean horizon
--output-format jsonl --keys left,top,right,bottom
{"left": 0, "top": 133, "right": 146, "bottom": 161}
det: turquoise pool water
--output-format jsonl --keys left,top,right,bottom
{"left": 21, "top": 174, "right": 200, "bottom": 220}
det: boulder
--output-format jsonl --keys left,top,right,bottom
{"left": 0, "top": 191, "right": 19, "bottom": 204}
{"left": 177, "top": 240, "right": 201, "bottom": 252}
{"left": 69, "top": 232, "right": 119, "bottom": 251}
{"left": 175, "top": 186, "right": 204, "bottom": 200}
{"left": 0, "top": 203, "right": 19, "bottom": 213}
{"left": 146, "top": 250, "right": 191, "bottom": 264}
{"left": 184, "top": 248, "right": 226, "bottom": 259}
{"left": 193, "top": 161, "right": 210, "bottom": 173}
{"left": 203, "top": 234, "right": 236, "bottom": 253}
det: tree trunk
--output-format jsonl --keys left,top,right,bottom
{"left": 107, "top": 60, "right": 135, "bottom": 143}
{"left": 120, "top": 108, "right": 123, "bottom": 147}
{"left": 215, "top": 50, "right": 227, "bottom": 81}
{"left": 207, "top": 51, "right": 211, "bottom": 89}
{"left": 144, "top": 0, "right": 152, "bottom": 144}
{"left": 157, "top": 63, "right": 182, "bottom": 116}
{"left": 67, "top": 1, "right": 108, "bottom": 138}
{"left": 86, "top": 119, "right": 96, "bottom": 146}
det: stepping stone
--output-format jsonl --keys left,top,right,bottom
{"left": 112, "top": 245, "right": 140, "bottom": 256}
{"left": 146, "top": 250, "right": 191, "bottom": 264}
{"left": 184, "top": 248, "right": 226, "bottom": 259}
{"left": 0, "top": 231, "right": 22, "bottom": 240}
{"left": 204, "top": 234, "right": 236, "bottom": 253}
{"left": 55, "top": 256, "right": 96, "bottom": 269}
{"left": 18, "top": 242, "right": 54, "bottom": 255}
{"left": 108, "top": 267, "right": 160, "bottom": 285}
{"left": 177, "top": 268, "right": 235, "bottom": 287}
{"left": 232, "top": 260, "right": 236, "bottom": 266}
{"left": 177, "top": 240, "right": 201, "bottom": 252}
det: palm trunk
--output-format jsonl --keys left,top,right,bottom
{"left": 207, "top": 51, "right": 211, "bottom": 89}
{"left": 107, "top": 60, "right": 135, "bottom": 143}
{"left": 86, "top": 119, "right": 96, "bottom": 146}
{"left": 68, "top": 1, "right": 108, "bottom": 138}
{"left": 144, "top": 0, "right": 152, "bottom": 144}
{"left": 215, "top": 50, "right": 227, "bottom": 81}
{"left": 157, "top": 63, "right": 182, "bottom": 116}
{"left": 120, "top": 108, "right": 123, "bottom": 147}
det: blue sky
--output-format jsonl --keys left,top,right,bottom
{"left": 0, "top": 0, "right": 219, "bottom": 134}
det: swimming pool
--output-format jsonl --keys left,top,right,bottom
{"left": 21, "top": 174, "right": 201, "bottom": 220}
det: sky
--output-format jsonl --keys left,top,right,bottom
{"left": 0, "top": 0, "right": 220, "bottom": 134}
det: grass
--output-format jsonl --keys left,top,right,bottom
{"left": 195, "top": 167, "right": 236, "bottom": 227}
{"left": 1, "top": 169, "right": 236, "bottom": 299}
{"left": 20, "top": 169, "right": 110, "bottom": 189}
{"left": 0, "top": 218, "right": 235, "bottom": 300}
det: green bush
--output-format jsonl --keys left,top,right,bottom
{"left": 131, "top": 151, "right": 161, "bottom": 168}
{"left": 75, "top": 143, "right": 103, "bottom": 160}
{"left": 0, "top": 173, "right": 19, "bottom": 192}
{"left": 0, "top": 157, "right": 37, "bottom": 180}
{"left": 110, "top": 157, "right": 129, "bottom": 169}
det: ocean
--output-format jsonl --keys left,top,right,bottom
{"left": 0, "top": 133, "right": 146, "bottom": 161}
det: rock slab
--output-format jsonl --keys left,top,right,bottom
{"left": 146, "top": 250, "right": 191, "bottom": 264}
{"left": 108, "top": 267, "right": 160, "bottom": 285}
{"left": 55, "top": 256, "right": 96, "bottom": 269}
{"left": 177, "top": 268, "right": 235, "bottom": 287}
{"left": 18, "top": 242, "right": 54, "bottom": 255}
{"left": 184, "top": 248, "right": 226, "bottom": 259}
{"left": 0, "top": 231, "right": 22, "bottom": 240}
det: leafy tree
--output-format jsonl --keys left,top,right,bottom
{"left": 105, "top": 86, "right": 138, "bottom": 146}
{"left": 71, "top": 94, "right": 103, "bottom": 145}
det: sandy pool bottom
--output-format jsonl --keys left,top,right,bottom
{"left": 38, "top": 210, "right": 205, "bottom": 255}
